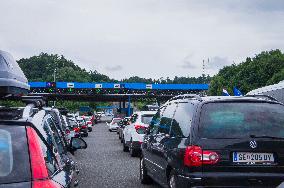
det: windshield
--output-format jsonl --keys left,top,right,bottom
{"left": 141, "top": 115, "right": 154, "bottom": 124}
{"left": 199, "top": 102, "right": 284, "bottom": 139}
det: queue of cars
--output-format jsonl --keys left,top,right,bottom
{"left": 3, "top": 50, "right": 284, "bottom": 187}
{"left": 139, "top": 95, "right": 284, "bottom": 188}
{"left": 106, "top": 94, "right": 284, "bottom": 187}
{"left": 0, "top": 98, "right": 92, "bottom": 188}
{"left": 0, "top": 52, "right": 97, "bottom": 187}
{"left": 107, "top": 111, "right": 156, "bottom": 157}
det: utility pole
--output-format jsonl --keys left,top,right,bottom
{"left": 53, "top": 68, "right": 56, "bottom": 82}
{"left": 53, "top": 68, "right": 56, "bottom": 107}
{"left": 202, "top": 59, "right": 205, "bottom": 84}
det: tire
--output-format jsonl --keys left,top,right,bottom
{"left": 129, "top": 140, "right": 138, "bottom": 157}
{"left": 168, "top": 171, "right": 179, "bottom": 188}
{"left": 123, "top": 139, "right": 129, "bottom": 152}
{"left": 140, "top": 157, "right": 152, "bottom": 184}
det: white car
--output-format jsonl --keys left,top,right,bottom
{"left": 97, "top": 111, "right": 106, "bottom": 117}
{"left": 83, "top": 116, "right": 93, "bottom": 132}
{"left": 122, "top": 111, "right": 156, "bottom": 157}
{"left": 107, "top": 118, "right": 122, "bottom": 132}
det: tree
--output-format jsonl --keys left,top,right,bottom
{"left": 209, "top": 49, "right": 284, "bottom": 95}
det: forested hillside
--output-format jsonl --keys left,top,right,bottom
{"left": 18, "top": 50, "right": 284, "bottom": 98}
{"left": 17, "top": 53, "right": 211, "bottom": 84}
{"left": 209, "top": 49, "right": 284, "bottom": 95}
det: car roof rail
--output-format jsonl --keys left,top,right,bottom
{"left": 170, "top": 94, "right": 202, "bottom": 101}
{"left": 245, "top": 94, "right": 278, "bottom": 102}
{"left": 22, "top": 96, "right": 46, "bottom": 118}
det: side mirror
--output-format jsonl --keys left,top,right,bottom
{"left": 70, "top": 137, "right": 87, "bottom": 150}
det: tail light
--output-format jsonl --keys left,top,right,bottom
{"left": 184, "top": 146, "right": 219, "bottom": 167}
{"left": 74, "top": 127, "right": 80, "bottom": 132}
{"left": 27, "top": 127, "right": 49, "bottom": 179}
{"left": 33, "top": 180, "right": 62, "bottom": 188}
{"left": 135, "top": 125, "right": 145, "bottom": 133}
{"left": 134, "top": 125, "right": 143, "bottom": 130}
{"left": 82, "top": 125, "right": 87, "bottom": 129}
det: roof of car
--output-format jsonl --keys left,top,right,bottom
{"left": 164, "top": 95, "right": 283, "bottom": 106}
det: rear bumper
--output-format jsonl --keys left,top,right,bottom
{"left": 132, "top": 141, "right": 142, "bottom": 150}
{"left": 176, "top": 172, "right": 284, "bottom": 187}
{"left": 110, "top": 127, "right": 118, "bottom": 131}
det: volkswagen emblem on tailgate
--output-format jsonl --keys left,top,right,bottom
{"left": 249, "top": 140, "right": 257, "bottom": 149}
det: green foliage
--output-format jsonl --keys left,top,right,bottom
{"left": 122, "top": 75, "right": 211, "bottom": 84}
{"left": 0, "top": 100, "right": 25, "bottom": 107}
{"left": 17, "top": 53, "right": 113, "bottom": 82}
{"left": 209, "top": 49, "right": 284, "bottom": 96}
{"left": 17, "top": 52, "right": 213, "bottom": 111}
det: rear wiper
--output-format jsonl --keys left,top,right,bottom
{"left": 250, "top": 135, "right": 284, "bottom": 140}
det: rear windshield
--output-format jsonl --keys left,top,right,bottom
{"left": 199, "top": 102, "right": 284, "bottom": 139}
{"left": 0, "top": 125, "right": 30, "bottom": 184}
{"left": 141, "top": 115, "right": 154, "bottom": 124}
{"left": 137, "top": 127, "right": 146, "bottom": 134}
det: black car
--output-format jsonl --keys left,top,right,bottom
{"left": 0, "top": 101, "right": 87, "bottom": 188}
{"left": 140, "top": 94, "right": 284, "bottom": 187}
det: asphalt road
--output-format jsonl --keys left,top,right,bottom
{"left": 75, "top": 121, "right": 160, "bottom": 188}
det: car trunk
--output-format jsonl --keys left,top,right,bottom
{"left": 197, "top": 138, "right": 284, "bottom": 173}
{"left": 196, "top": 101, "right": 284, "bottom": 185}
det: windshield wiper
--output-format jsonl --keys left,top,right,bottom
{"left": 250, "top": 135, "right": 284, "bottom": 140}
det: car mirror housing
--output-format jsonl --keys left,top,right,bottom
{"left": 70, "top": 137, "right": 87, "bottom": 150}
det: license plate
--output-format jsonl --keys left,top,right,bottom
{"left": 233, "top": 152, "right": 274, "bottom": 164}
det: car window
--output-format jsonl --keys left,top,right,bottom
{"left": 41, "top": 118, "right": 64, "bottom": 167}
{"left": 38, "top": 133, "right": 59, "bottom": 176}
{"left": 171, "top": 102, "right": 195, "bottom": 138}
{"left": 46, "top": 117, "right": 65, "bottom": 156}
{"left": 149, "top": 109, "right": 162, "bottom": 135}
{"left": 0, "top": 125, "right": 31, "bottom": 184}
{"left": 158, "top": 103, "right": 177, "bottom": 134}
{"left": 141, "top": 115, "right": 154, "bottom": 125}
{"left": 200, "top": 102, "right": 284, "bottom": 138}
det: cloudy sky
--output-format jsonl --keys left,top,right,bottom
{"left": 1, "top": 0, "right": 284, "bottom": 80}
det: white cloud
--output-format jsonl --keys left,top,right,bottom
{"left": 0, "top": 0, "right": 284, "bottom": 79}
{"left": 105, "top": 65, "right": 123, "bottom": 71}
